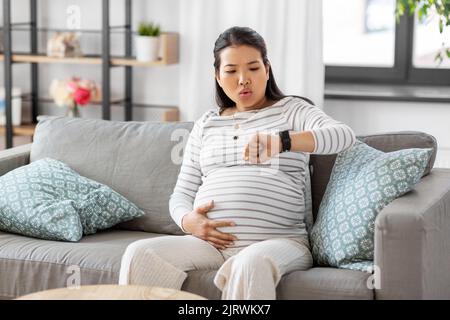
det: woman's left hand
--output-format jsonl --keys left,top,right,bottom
{"left": 243, "top": 132, "right": 281, "bottom": 164}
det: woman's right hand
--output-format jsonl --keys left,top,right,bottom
{"left": 181, "top": 200, "right": 237, "bottom": 250}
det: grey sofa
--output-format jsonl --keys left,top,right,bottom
{"left": 0, "top": 116, "right": 449, "bottom": 300}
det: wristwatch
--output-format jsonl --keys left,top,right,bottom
{"left": 278, "top": 130, "right": 291, "bottom": 153}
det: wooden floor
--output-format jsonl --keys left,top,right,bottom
{"left": 0, "top": 136, "right": 32, "bottom": 151}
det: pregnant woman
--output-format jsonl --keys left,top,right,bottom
{"left": 119, "top": 26, "right": 356, "bottom": 299}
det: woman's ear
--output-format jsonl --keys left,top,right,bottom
{"left": 215, "top": 73, "right": 222, "bottom": 88}
{"left": 265, "top": 63, "right": 270, "bottom": 80}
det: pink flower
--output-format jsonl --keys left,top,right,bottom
{"left": 73, "top": 87, "right": 91, "bottom": 105}
{"left": 50, "top": 77, "right": 100, "bottom": 109}
{"left": 66, "top": 82, "right": 78, "bottom": 93}
{"left": 66, "top": 77, "right": 81, "bottom": 92}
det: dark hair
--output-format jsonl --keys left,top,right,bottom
{"left": 213, "top": 26, "right": 314, "bottom": 111}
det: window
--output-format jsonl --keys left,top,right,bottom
{"left": 324, "top": 0, "right": 396, "bottom": 67}
{"left": 323, "top": 0, "right": 450, "bottom": 85}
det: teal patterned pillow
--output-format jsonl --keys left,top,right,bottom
{"left": 0, "top": 158, "right": 145, "bottom": 241}
{"left": 310, "top": 140, "right": 432, "bottom": 271}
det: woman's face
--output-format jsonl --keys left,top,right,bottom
{"left": 216, "top": 45, "right": 270, "bottom": 111}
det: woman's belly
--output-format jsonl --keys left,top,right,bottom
{"left": 193, "top": 166, "right": 308, "bottom": 249}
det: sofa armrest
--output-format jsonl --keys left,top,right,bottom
{"left": 0, "top": 143, "right": 32, "bottom": 176}
{"left": 374, "top": 168, "right": 450, "bottom": 299}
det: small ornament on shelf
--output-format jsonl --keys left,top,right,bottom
{"left": 49, "top": 77, "right": 101, "bottom": 117}
{"left": 46, "top": 32, "right": 83, "bottom": 58}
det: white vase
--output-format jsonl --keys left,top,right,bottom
{"left": 0, "top": 87, "right": 22, "bottom": 126}
{"left": 135, "top": 35, "right": 160, "bottom": 62}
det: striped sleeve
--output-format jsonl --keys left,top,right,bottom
{"left": 286, "top": 99, "right": 356, "bottom": 155}
{"left": 169, "top": 112, "right": 208, "bottom": 232}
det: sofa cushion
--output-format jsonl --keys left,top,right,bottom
{"left": 309, "top": 131, "right": 437, "bottom": 222}
{"left": 310, "top": 140, "right": 432, "bottom": 271}
{"left": 277, "top": 267, "right": 373, "bottom": 299}
{"left": 0, "top": 158, "right": 83, "bottom": 241}
{"left": 0, "top": 229, "right": 160, "bottom": 299}
{"left": 0, "top": 226, "right": 373, "bottom": 300}
{"left": 30, "top": 116, "right": 194, "bottom": 235}
{"left": 182, "top": 268, "right": 373, "bottom": 300}
{"left": 2, "top": 157, "right": 145, "bottom": 240}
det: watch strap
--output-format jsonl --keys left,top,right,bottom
{"left": 279, "top": 130, "right": 291, "bottom": 153}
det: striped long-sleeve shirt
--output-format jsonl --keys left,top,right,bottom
{"left": 169, "top": 96, "right": 356, "bottom": 249}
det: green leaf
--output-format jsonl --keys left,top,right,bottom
{"left": 447, "top": 49, "right": 450, "bottom": 58}
{"left": 395, "top": 1, "right": 405, "bottom": 23}
{"left": 137, "top": 22, "right": 161, "bottom": 37}
{"left": 418, "top": 7, "right": 425, "bottom": 21}
{"left": 439, "top": 18, "right": 444, "bottom": 33}
{"left": 407, "top": 0, "right": 416, "bottom": 14}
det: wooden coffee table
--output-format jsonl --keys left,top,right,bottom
{"left": 16, "top": 285, "right": 206, "bottom": 300}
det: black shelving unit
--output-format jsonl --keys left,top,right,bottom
{"left": 2, "top": 0, "right": 14, "bottom": 149}
{"left": 1, "top": 0, "right": 177, "bottom": 149}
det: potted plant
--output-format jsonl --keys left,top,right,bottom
{"left": 135, "top": 22, "right": 161, "bottom": 62}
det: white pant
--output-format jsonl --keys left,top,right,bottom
{"left": 118, "top": 235, "right": 313, "bottom": 300}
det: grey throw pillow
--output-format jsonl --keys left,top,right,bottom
{"left": 0, "top": 158, "right": 145, "bottom": 241}
{"left": 310, "top": 140, "right": 432, "bottom": 271}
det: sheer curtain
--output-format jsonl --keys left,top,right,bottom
{"left": 178, "top": 0, "right": 324, "bottom": 121}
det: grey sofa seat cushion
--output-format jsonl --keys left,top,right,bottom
{"left": 277, "top": 268, "right": 373, "bottom": 300}
{"left": 0, "top": 223, "right": 373, "bottom": 300}
{"left": 182, "top": 268, "right": 373, "bottom": 300}
{"left": 0, "top": 230, "right": 160, "bottom": 299}
{"left": 30, "top": 116, "right": 194, "bottom": 235}
{"left": 182, "top": 270, "right": 222, "bottom": 300}
{"left": 309, "top": 131, "right": 437, "bottom": 221}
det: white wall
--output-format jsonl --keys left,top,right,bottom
{"left": 324, "top": 99, "right": 450, "bottom": 169}
{"left": 1, "top": 0, "right": 180, "bottom": 122}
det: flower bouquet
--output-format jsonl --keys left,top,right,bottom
{"left": 49, "top": 77, "right": 101, "bottom": 117}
